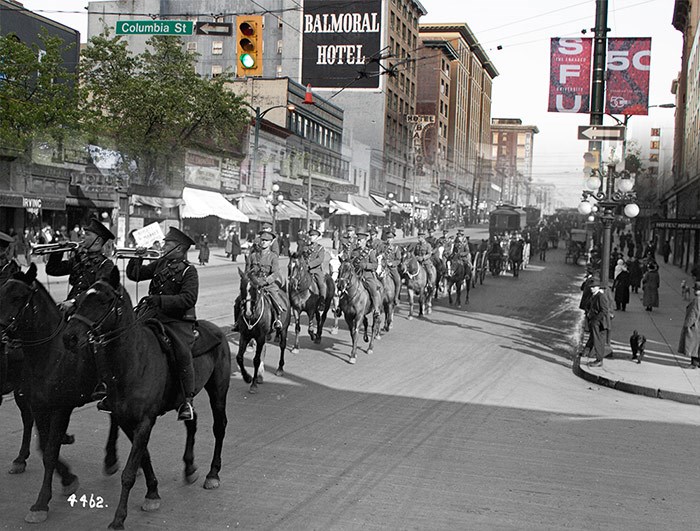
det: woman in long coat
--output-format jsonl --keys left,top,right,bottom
{"left": 678, "top": 283, "right": 700, "bottom": 368}
{"left": 628, "top": 257, "right": 643, "bottom": 292}
{"left": 230, "top": 230, "right": 241, "bottom": 262}
{"left": 612, "top": 262, "right": 631, "bottom": 311}
{"left": 642, "top": 261, "right": 660, "bottom": 311}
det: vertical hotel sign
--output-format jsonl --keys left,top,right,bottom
{"left": 302, "top": 0, "right": 382, "bottom": 89}
{"left": 548, "top": 38, "right": 592, "bottom": 113}
{"left": 605, "top": 38, "right": 651, "bottom": 115}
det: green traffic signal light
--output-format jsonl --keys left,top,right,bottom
{"left": 240, "top": 53, "right": 255, "bottom": 69}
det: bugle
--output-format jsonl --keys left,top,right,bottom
{"left": 113, "top": 247, "right": 161, "bottom": 260}
{"left": 31, "top": 241, "right": 79, "bottom": 255}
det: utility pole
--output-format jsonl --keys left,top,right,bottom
{"left": 589, "top": 0, "right": 609, "bottom": 171}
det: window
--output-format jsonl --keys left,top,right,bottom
{"left": 211, "top": 65, "right": 222, "bottom": 77}
{"left": 212, "top": 41, "right": 223, "bottom": 55}
{"left": 277, "top": 40, "right": 283, "bottom": 54}
{"left": 186, "top": 42, "right": 197, "bottom": 52}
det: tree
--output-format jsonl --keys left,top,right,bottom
{"left": 79, "top": 34, "right": 249, "bottom": 186}
{"left": 0, "top": 32, "right": 79, "bottom": 157}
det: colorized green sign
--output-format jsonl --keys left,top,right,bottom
{"left": 115, "top": 20, "right": 194, "bottom": 36}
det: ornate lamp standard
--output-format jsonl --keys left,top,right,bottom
{"left": 440, "top": 195, "right": 451, "bottom": 230}
{"left": 268, "top": 183, "right": 284, "bottom": 234}
{"left": 385, "top": 192, "right": 397, "bottom": 225}
{"left": 578, "top": 164, "right": 639, "bottom": 288}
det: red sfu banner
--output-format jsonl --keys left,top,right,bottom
{"left": 548, "top": 38, "right": 593, "bottom": 113}
{"left": 605, "top": 37, "right": 651, "bottom": 115}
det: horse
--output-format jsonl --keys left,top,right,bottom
{"left": 444, "top": 255, "right": 471, "bottom": 307}
{"left": 378, "top": 268, "right": 396, "bottom": 333}
{"left": 63, "top": 265, "right": 231, "bottom": 529}
{"left": 327, "top": 251, "right": 342, "bottom": 333}
{"left": 236, "top": 270, "right": 290, "bottom": 391}
{"left": 0, "top": 264, "right": 121, "bottom": 525}
{"left": 336, "top": 261, "right": 379, "bottom": 364}
{"left": 287, "top": 254, "right": 335, "bottom": 353}
{"left": 431, "top": 246, "right": 447, "bottom": 299}
{"left": 508, "top": 240, "right": 525, "bottom": 278}
{"left": 398, "top": 250, "right": 433, "bottom": 319}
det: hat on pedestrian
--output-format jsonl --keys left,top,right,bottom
{"left": 259, "top": 231, "right": 275, "bottom": 242}
{"left": 589, "top": 278, "right": 602, "bottom": 288}
{"left": 164, "top": 227, "right": 195, "bottom": 247}
{"left": 308, "top": 228, "right": 321, "bottom": 237}
{"left": 85, "top": 218, "right": 115, "bottom": 242}
{"left": 356, "top": 231, "right": 369, "bottom": 239}
{"left": 0, "top": 230, "right": 13, "bottom": 248}
{"left": 382, "top": 231, "right": 395, "bottom": 240}
{"left": 346, "top": 224, "right": 356, "bottom": 231}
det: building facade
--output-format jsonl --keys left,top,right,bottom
{"left": 490, "top": 118, "right": 539, "bottom": 207}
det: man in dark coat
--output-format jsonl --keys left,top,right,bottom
{"left": 338, "top": 224, "right": 357, "bottom": 260}
{"left": 409, "top": 230, "right": 436, "bottom": 291}
{"left": 585, "top": 279, "right": 611, "bottom": 367}
{"left": 381, "top": 231, "right": 402, "bottom": 306}
{"left": 126, "top": 228, "right": 198, "bottom": 421}
{"left": 303, "top": 228, "right": 327, "bottom": 308}
{"left": 348, "top": 232, "right": 382, "bottom": 315}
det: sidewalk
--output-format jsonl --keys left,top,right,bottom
{"left": 574, "top": 253, "right": 700, "bottom": 406}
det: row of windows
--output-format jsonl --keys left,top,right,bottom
{"left": 388, "top": 38, "right": 416, "bottom": 75}
{"left": 288, "top": 113, "right": 342, "bottom": 152}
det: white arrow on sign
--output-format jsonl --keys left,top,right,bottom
{"left": 577, "top": 125, "right": 626, "bottom": 141}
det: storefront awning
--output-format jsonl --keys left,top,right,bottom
{"left": 181, "top": 187, "right": 249, "bottom": 222}
{"left": 370, "top": 194, "right": 407, "bottom": 214}
{"left": 329, "top": 199, "right": 368, "bottom": 217}
{"left": 131, "top": 195, "right": 184, "bottom": 209}
{"left": 348, "top": 194, "right": 386, "bottom": 217}
{"left": 237, "top": 195, "right": 273, "bottom": 223}
{"left": 66, "top": 197, "right": 118, "bottom": 209}
{"left": 280, "top": 200, "right": 322, "bottom": 221}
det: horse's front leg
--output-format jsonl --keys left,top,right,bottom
{"left": 348, "top": 317, "right": 359, "bottom": 364}
{"left": 447, "top": 281, "right": 453, "bottom": 305}
{"left": 276, "top": 324, "right": 287, "bottom": 376}
{"left": 10, "top": 388, "right": 33, "bottom": 474}
{"left": 362, "top": 315, "right": 369, "bottom": 342}
{"left": 367, "top": 312, "right": 378, "bottom": 355}
{"left": 103, "top": 414, "right": 120, "bottom": 476}
{"left": 331, "top": 295, "right": 340, "bottom": 334}
{"left": 236, "top": 339, "right": 252, "bottom": 384}
{"left": 183, "top": 412, "right": 199, "bottom": 484}
{"left": 407, "top": 287, "right": 415, "bottom": 320}
{"left": 249, "top": 340, "right": 265, "bottom": 393}
{"left": 291, "top": 310, "right": 301, "bottom": 354}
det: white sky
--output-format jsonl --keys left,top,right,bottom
{"left": 20, "top": 0, "right": 683, "bottom": 207}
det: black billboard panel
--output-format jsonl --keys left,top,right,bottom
{"left": 302, "top": 0, "right": 383, "bottom": 90}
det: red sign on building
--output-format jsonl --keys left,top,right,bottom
{"left": 548, "top": 38, "right": 593, "bottom": 113}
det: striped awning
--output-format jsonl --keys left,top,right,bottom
{"left": 279, "top": 200, "right": 322, "bottom": 221}
{"left": 348, "top": 194, "right": 386, "bottom": 217}
{"left": 329, "top": 199, "right": 368, "bottom": 216}
{"left": 236, "top": 196, "right": 273, "bottom": 223}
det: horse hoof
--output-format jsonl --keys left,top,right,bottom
{"left": 313, "top": 337, "right": 322, "bottom": 344}
{"left": 25, "top": 510, "right": 48, "bottom": 523}
{"left": 275, "top": 368, "right": 284, "bottom": 377}
{"left": 61, "top": 433, "right": 75, "bottom": 445}
{"left": 103, "top": 461, "right": 120, "bottom": 476}
{"left": 242, "top": 373, "right": 252, "bottom": 384}
{"left": 184, "top": 469, "right": 199, "bottom": 485}
{"left": 349, "top": 357, "right": 356, "bottom": 365}
{"left": 330, "top": 327, "right": 339, "bottom": 335}
{"left": 62, "top": 477, "right": 80, "bottom": 497}
{"left": 367, "top": 349, "right": 373, "bottom": 356}
{"left": 109, "top": 521, "right": 125, "bottom": 530}
{"left": 249, "top": 385, "right": 258, "bottom": 394}
{"left": 203, "top": 477, "right": 220, "bottom": 490}
{"left": 291, "top": 348, "right": 299, "bottom": 354}
{"left": 9, "top": 461, "right": 26, "bottom": 474}
{"left": 256, "top": 374, "right": 264, "bottom": 384}
{"left": 407, "top": 315, "right": 413, "bottom": 321}
{"left": 141, "top": 498, "right": 160, "bottom": 512}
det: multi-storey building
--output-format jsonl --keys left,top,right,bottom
{"left": 417, "top": 23, "right": 498, "bottom": 222}
{"left": 490, "top": 118, "right": 539, "bottom": 207}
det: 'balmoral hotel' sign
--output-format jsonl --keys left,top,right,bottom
{"left": 302, "top": 0, "right": 382, "bottom": 89}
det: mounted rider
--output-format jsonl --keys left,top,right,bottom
{"left": 46, "top": 218, "right": 115, "bottom": 406}
{"left": 0, "top": 231, "right": 21, "bottom": 285}
{"left": 381, "top": 230, "right": 402, "bottom": 306}
{"left": 410, "top": 230, "right": 436, "bottom": 291}
{"left": 296, "top": 228, "right": 309, "bottom": 256}
{"left": 126, "top": 227, "right": 198, "bottom": 421}
{"left": 348, "top": 232, "right": 382, "bottom": 316}
{"left": 425, "top": 228, "right": 437, "bottom": 248}
{"left": 252, "top": 222, "right": 280, "bottom": 256}
{"left": 367, "top": 226, "right": 382, "bottom": 253}
{"left": 451, "top": 230, "right": 472, "bottom": 268}
{"left": 338, "top": 224, "right": 357, "bottom": 260}
{"left": 233, "top": 231, "right": 287, "bottom": 332}
{"left": 302, "top": 228, "right": 327, "bottom": 310}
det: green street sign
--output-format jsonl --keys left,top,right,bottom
{"left": 115, "top": 20, "right": 194, "bottom": 36}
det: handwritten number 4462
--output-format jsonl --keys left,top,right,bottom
{"left": 67, "top": 493, "right": 106, "bottom": 509}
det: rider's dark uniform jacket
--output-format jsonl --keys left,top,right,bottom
{"left": 382, "top": 243, "right": 402, "bottom": 268}
{"left": 349, "top": 245, "right": 378, "bottom": 278}
{"left": 304, "top": 242, "right": 325, "bottom": 270}
{"left": 339, "top": 233, "right": 357, "bottom": 259}
{"left": 46, "top": 250, "right": 114, "bottom": 300}
{"left": 126, "top": 258, "right": 198, "bottom": 322}
{"left": 410, "top": 240, "right": 433, "bottom": 262}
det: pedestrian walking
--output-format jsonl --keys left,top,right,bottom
{"left": 585, "top": 279, "right": 611, "bottom": 367}
{"left": 612, "top": 260, "right": 631, "bottom": 311}
{"left": 538, "top": 236, "right": 547, "bottom": 261}
{"left": 678, "top": 281, "right": 700, "bottom": 369}
{"left": 230, "top": 230, "right": 241, "bottom": 262}
{"left": 628, "top": 257, "right": 643, "bottom": 293}
{"left": 198, "top": 234, "right": 210, "bottom": 265}
{"left": 661, "top": 239, "right": 671, "bottom": 263}
{"left": 642, "top": 261, "right": 660, "bottom": 311}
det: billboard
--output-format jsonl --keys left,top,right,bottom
{"left": 605, "top": 37, "right": 651, "bottom": 115}
{"left": 302, "top": 0, "right": 383, "bottom": 89}
{"left": 548, "top": 38, "right": 592, "bottom": 113}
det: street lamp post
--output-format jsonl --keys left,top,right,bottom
{"left": 578, "top": 164, "right": 639, "bottom": 288}
{"left": 386, "top": 192, "right": 396, "bottom": 225}
{"left": 269, "top": 183, "right": 284, "bottom": 234}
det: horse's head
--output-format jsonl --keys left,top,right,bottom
{"left": 64, "top": 265, "right": 127, "bottom": 351}
{"left": 336, "top": 260, "right": 356, "bottom": 293}
{"left": 398, "top": 250, "right": 417, "bottom": 277}
{"left": 238, "top": 268, "right": 264, "bottom": 320}
{"left": 0, "top": 263, "right": 39, "bottom": 341}
{"left": 287, "top": 254, "right": 308, "bottom": 291}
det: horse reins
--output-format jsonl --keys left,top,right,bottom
{"left": 242, "top": 285, "right": 266, "bottom": 330}
{"left": 0, "top": 280, "right": 66, "bottom": 348}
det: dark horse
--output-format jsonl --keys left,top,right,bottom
{"left": 287, "top": 255, "right": 335, "bottom": 353}
{"left": 444, "top": 255, "right": 471, "bottom": 307}
{"left": 398, "top": 250, "right": 432, "bottom": 319}
{"left": 336, "top": 261, "right": 379, "bottom": 364}
{"left": 0, "top": 264, "right": 120, "bottom": 525}
{"left": 63, "top": 266, "right": 231, "bottom": 529}
{"left": 236, "top": 270, "right": 290, "bottom": 392}
{"left": 377, "top": 266, "right": 396, "bottom": 335}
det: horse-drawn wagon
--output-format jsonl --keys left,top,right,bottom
{"left": 565, "top": 228, "right": 588, "bottom": 265}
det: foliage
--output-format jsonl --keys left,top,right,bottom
{"left": 79, "top": 34, "right": 249, "bottom": 185}
{"left": 0, "top": 32, "right": 79, "bottom": 157}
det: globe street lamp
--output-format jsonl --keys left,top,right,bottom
{"left": 385, "top": 192, "right": 396, "bottom": 225}
{"left": 578, "top": 164, "right": 638, "bottom": 288}
{"left": 269, "top": 183, "right": 284, "bottom": 234}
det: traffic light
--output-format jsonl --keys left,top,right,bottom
{"left": 583, "top": 150, "right": 600, "bottom": 172}
{"left": 236, "top": 15, "right": 263, "bottom": 77}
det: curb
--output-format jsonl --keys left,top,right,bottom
{"left": 572, "top": 354, "right": 700, "bottom": 406}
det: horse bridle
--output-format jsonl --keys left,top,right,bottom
{"left": 242, "top": 280, "right": 265, "bottom": 330}
{"left": 0, "top": 280, "right": 68, "bottom": 348}
{"left": 68, "top": 280, "right": 128, "bottom": 348}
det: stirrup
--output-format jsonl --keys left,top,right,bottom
{"left": 91, "top": 382, "right": 107, "bottom": 401}
{"left": 273, "top": 319, "right": 283, "bottom": 330}
{"left": 96, "top": 397, "right": 112, "bottom": 414}
{"left": 177, "top": 401, "right": 194, "bottom": 421}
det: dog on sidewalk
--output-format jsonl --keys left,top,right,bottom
{"left": 630, "top": 330, "right": 646, "bottom": 364}
{"left": 681, "top": 280, "right": 691, "bottom": 300}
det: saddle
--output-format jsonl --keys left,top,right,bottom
{"left": 144, "top": 319, "right": 218, "bottom": 360}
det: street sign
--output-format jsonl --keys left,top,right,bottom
{"left": 577, "top": 125, "right": 626, "bottom": 141}
{"left": 195, "top": 22, "right": 233, "bottom": 36}
{"left": 115, "top": 20, "right": 194, "bottom": 36}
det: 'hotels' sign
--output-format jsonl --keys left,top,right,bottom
{"left": 302, "top": 0, "right": 382, "bottom": 89}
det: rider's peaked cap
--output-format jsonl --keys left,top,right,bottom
{"left": 85, "top": 218, "right": 115, "bottom": 241}
{"left": 345, "top": 224, "right": 356, "bottom": 230}
{"left": 417, "top": 229, "right": 426, "bottom": 236}
{"left": 308, "top": 228, "right": 321, "bottom": 237}
{"left": 383, "top": 231, "right": 395, "bottom": 239}
{"left": 356, "top": 231, "right": 369, "bottom": 238}
{"left": 259, "top": 231, "right": 275, "bottom": 241}
{"left": 164, "top": 227, "right": 195, "bottom": 247}
{"left": 0, "top": 230, "right": 13, "bottom": 247}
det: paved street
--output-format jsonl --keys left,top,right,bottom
{"left": 1, "top": 236, "right": 700, "bottom": 529}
